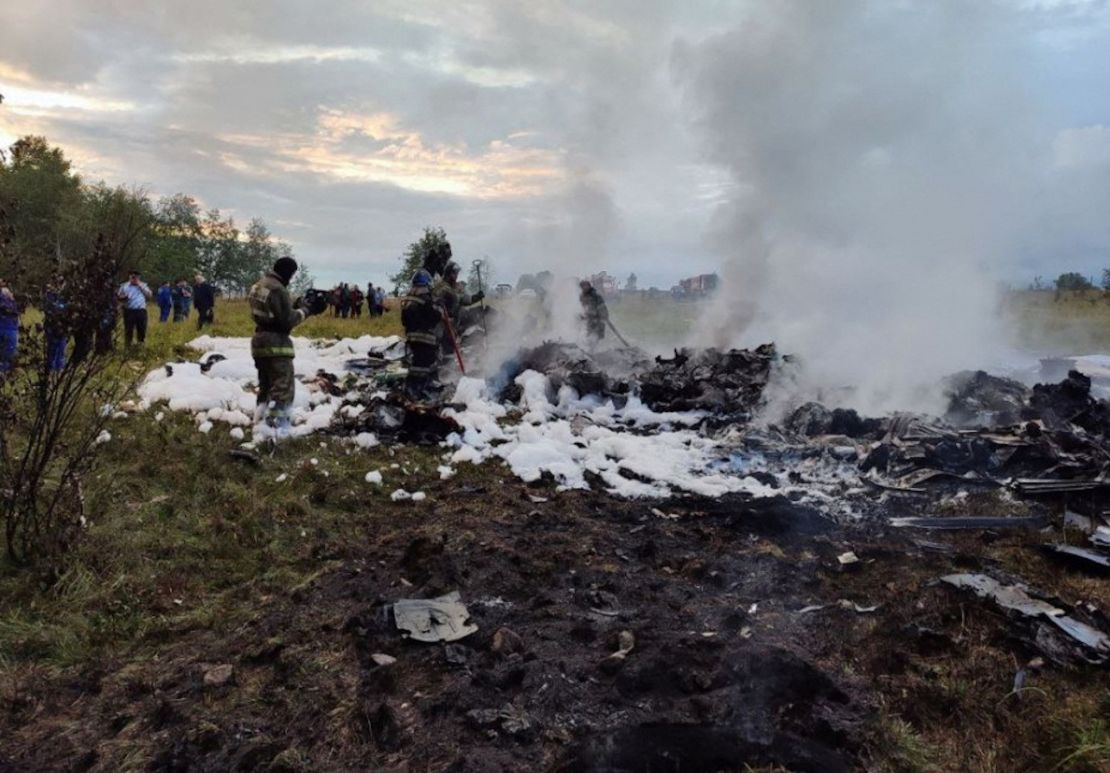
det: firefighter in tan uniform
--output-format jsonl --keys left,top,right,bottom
{"left": 248, "top": 257, "right": 314, "bottom": 439}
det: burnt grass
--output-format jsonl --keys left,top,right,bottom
{"left": 1, "top": 446, "right": 1109, "bottom": 771}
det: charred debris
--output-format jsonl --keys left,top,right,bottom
{"left": 329, "top": 339, "right": 1110, "bottom": 514}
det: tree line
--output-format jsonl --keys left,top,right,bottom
{"left": 1028, "top": 272, "right": 1110, "bottom": 293}
{"left": 0, "top": 135, "right": 310, "bottom": 297}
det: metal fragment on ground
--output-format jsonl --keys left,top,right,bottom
{"left": 940, "top": 573, "right": 1110, "bottom": 664}
{"left": 392, "top": 591, "right": 478, "bottom": 643}
{"left": 891, "top": 515, "right": 1048, "bottom": 530}
{"left": 1039, "top": 544, "right": 1110, "bottom": 575}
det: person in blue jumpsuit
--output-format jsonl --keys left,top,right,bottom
{"left": 0, "top": 278, "right": 18, "bottom": 373}
{"left": 156, "top": 281, "right": 173, "bottom": 322}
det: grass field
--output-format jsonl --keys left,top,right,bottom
{"left": 1004, "top": 289, "right": 1110, "bottom": 352}
{"left": 1, "top": 290, "right": 1109, "bottom": 770}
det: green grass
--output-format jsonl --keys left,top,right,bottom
{"left": 124, "top": 298, "right": 404, "bottom": 369}
{"left": 1004, "top": 289, "right": 1110, "bottom": 352}
{"left": 0, "top": 400, "right": 446, "bottom": 671}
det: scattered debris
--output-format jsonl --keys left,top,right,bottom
{"left": 228, "top": 449, "right": 262, "bottom": 466}
{"left": 466, "top": 703, "right": 532, "bottom": 736}
{"left": 202, "top": 664, "right": 235, "bottom": 689}
{"left": 491, "top": 627, "right": 524, "bottom": 656}
{"left": 370, "top": 653, "right": 397, "bottom": 667}
{"left": 333, "top": 392, "right": 463, "bottom": 445}
{"left": 838, "top": 600, "right": 881, "bottom": 614}
{"left": 890, "top": 515, "right": 1049, "bottom": 530}
{"left": 1039, "top": 544, "right": 1110, "bottom": 575}
{"left": 940, "top": 573, "right": 1110, "bottom": 665}
{"left": 639, "top": 344, "right": 778, "bottom": 420}
{"left": 392, "top": 592, "right": 478, "bottom": 643}
{"left": 600, "top": 630, "right": 636, "bottom": 673}
{"left": 943, "top": 370, "right": 1029, "bottom": 428}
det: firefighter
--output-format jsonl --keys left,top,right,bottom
{"left": 248, "top": 257, "right": 316, "bottom": 439}
{"left": 579, "top": 280, "right": 608, "bottom": 344}
{"left": 402, "top": 269, "right": 442, "bottom": 398}
{"left": 422, "top": 240, "right": 453, "bottom": 279}
{"left": 434, "top": 262, "right": 484, "bottom": 348}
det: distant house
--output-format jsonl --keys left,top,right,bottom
{"left": 588, "top": 271, "right": 620, "bottom": 297}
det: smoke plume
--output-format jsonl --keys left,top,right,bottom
{"left": 674, "top": 0, "right": 1044, "bottom": 415}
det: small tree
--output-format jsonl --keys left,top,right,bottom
{"left": 147, "top": 193, "right": 203, "bottom": 283}
{"left": 391, "top": 227, "right": 451, "bottom": 293}
{"left": 1055, "top": 272, "right": 1093, "bottom": 292}
{"left": 290, "top": 262, "right": 316, "bottom": 295}
{"left": 0, "top": 227, "right": 137, "bottom": 566}
{"left": 626, "top": 272, "right": 638, "bottom": 292}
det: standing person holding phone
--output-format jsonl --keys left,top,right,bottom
{"left": 117, "top": 270, "right": 152, "bottom": 346}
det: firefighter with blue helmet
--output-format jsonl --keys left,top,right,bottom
{"left": 402, "top": 269, "right": 442, "bottom": 398}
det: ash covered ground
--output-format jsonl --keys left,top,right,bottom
{"left": 5, "top": 334, "right": 1110, "bottom": 771}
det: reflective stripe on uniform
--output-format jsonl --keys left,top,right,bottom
{"left": 406, "top": 332, "right": 437, "bottom": 346}
{"left": 249, "top": 284, "right": 274, "bottom": 323}
{"left": 253, "top": 346, "right": 296, "bottom": 357}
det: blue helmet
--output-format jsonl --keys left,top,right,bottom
{"left": 411, "top": 269, "right": 433, "bottom": 288}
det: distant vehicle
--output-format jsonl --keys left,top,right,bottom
{"left": 495, "top": 283, "right": 513, "bottom": 298}
{"left": 518, "top": 288, "right": 538, "bottom": 298}
{"left": 675, "top": 273, "right": 719, "bottom": 300}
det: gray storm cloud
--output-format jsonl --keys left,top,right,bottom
{"left": 673, "top": 0, "right": 1052, "bottom": 415}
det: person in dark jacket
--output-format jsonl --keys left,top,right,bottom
{"left": 248, "top": 257, "right": 318, "bottom": 439}
{"left": 350, "top": 285, "right": 364, "bottom": 318}
{"left": 193, "top": 274, "right": 215, "bottom": 330}
{"left": 0, "top": 279, "right": 19, "bottom": 373}
{"left": 339, "top": 283, "right": 351, "bottom": 319}
{"left": 579, "top": 280, "right": 609, "bottom": 345}
{"left": 402, "top": 270, "right": 442, "bottom": 398}
{"left": 156, "top": 281, "right": 173, "bottom": 322}
{"left": 171, "top": 279, "right": 191, "bottom": 322}
{"left": 367, "top": 282, "right": 380, "bottom": 317}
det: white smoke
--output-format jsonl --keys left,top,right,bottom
{"left": 674, "top": 0, "right": 1047, "bottom": 416}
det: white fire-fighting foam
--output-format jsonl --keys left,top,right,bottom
{"left": 134, "top": 336, "right": 798, "bottom": 500}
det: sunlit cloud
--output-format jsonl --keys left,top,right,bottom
{"left": 216, "top": 109, "right": 565, "bottom": 198}
{"left": 0, "top": 82, "right": 137, "bottom": 113}
{"left": 175, "top": 44, "right": 384, "bottom": 66}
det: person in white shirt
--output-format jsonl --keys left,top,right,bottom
{"left": 116, "top": 270, "right": 152, "bottom": 346}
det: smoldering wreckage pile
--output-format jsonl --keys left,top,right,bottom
{"left": 98, "top": 334, "right": 1109, "bottom": 770}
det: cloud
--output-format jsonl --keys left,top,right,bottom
{"left": 0, "top": 0, "right": 1109, "bottom": 298}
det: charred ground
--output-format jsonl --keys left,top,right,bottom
{"left": 1, "top": 416, "right": 1108, "bottom": 771}
{"left": 2, "top": 302, "right": 1110, "bottom": 772}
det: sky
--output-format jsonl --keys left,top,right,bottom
{"left": 1, "top": 0, "right": 1110, "bottom": 291}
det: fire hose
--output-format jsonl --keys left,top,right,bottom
{"left": 606, "top": 318, "right": 632, "bottom": 348}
